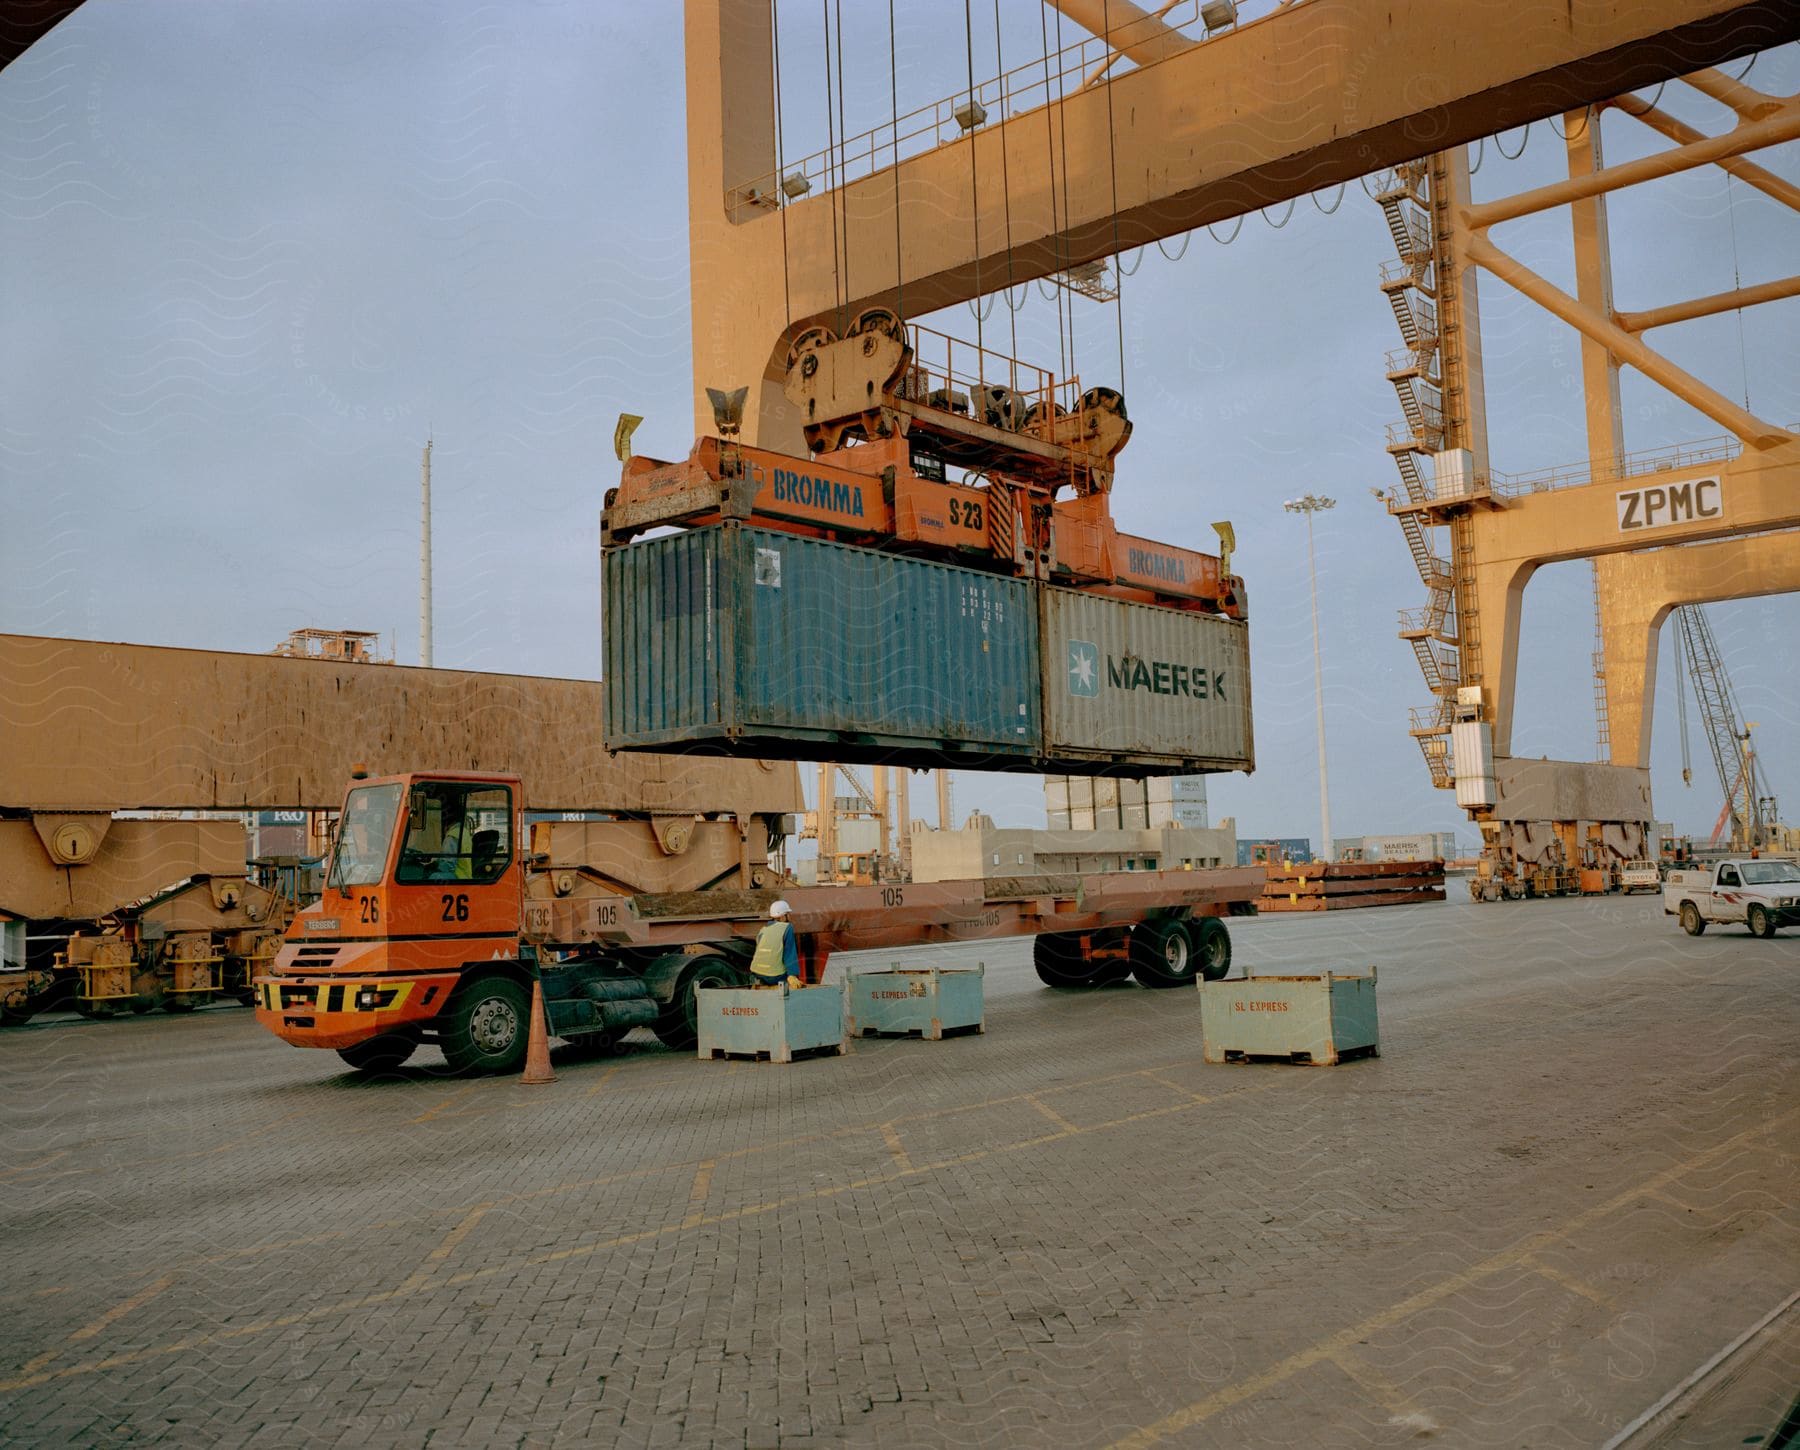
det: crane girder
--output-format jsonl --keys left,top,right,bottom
{"left": 686, "top": 0, "right": 1798, "bottom": 442}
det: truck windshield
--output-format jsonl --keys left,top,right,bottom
{"left": 1742, "top": 861, "right": 1800, "bottom": 884}
{"left": 327, "top": 784, "right": 403, "bottom": 889}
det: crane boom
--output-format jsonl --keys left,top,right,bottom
{"left": 1672, "top": 605, "right": 1761, "bottom": 850}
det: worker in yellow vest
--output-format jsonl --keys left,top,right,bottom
{"left": 439, "top": 809, "right": 475, "bottom": 881}
{"left": 749, "top": 900, "right": 802, "bottom": 988}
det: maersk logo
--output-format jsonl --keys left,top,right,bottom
{"left": 1067, "top": 639, "right": 1099, "bottom": 697}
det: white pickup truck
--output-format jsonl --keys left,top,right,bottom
{"left": 1665, "top": 858, "right": 1800, "bottom": 938}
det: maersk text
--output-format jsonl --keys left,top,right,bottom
{"left": 1107, "top": 657, "right": 1226, "bottom": 700}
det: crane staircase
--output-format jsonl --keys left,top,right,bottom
{"left": 1375, "top": 161, "right": 1459, "bottom": 789}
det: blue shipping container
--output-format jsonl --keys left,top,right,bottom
{"left": 1237, "top": 838, "right": 1314, "bottom": 867}
{"left": 604, "top": 525, "right": 1041, "bottom": 770}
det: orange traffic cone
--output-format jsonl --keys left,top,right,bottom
{"left": 521, "top": 978, "right": 556, "bottom": 1085}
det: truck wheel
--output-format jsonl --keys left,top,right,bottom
{"left": 337, "top": 1032, "right": 419, "bottom": 1073}
{"left": 1679, "top": 902, "right": 1705, "bottom": 936}
{"left": 441, "top": 975, "right": 530, "bottom": 1075}
{"left": 1032, "top": 933, "right": 1128, "bottom": 988}
{"left": 653, "top": 956, "right": 740, "bottom": 1051}
{"left": 1131, "top": 920, "right": 1197, "bottom": 989}
{"left": 1747, "top": 905, "right": 1773, "bottom": 939}
{"left": 1193, "top": 918, "right": 1232, "bottom": 981}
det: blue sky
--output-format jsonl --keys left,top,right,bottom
{"left": 2, "top": 4, "right": 1794, "bottom": 848}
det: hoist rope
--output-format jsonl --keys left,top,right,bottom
{"left": 963, "top": 0, "right": 983, "bottom": 357}
{"left": 1726, "top": 172, "right": 1751, "bottom": 411}
{"left": 888, "top": 0, "right": 903, "bottom": 326}
{"left": 818, "top": 0, "right": 842, "bottom": 330}
{"left": 1100, "top": 0, "right": 1127, "bottom": 393}
{"left": 771, "top": 0, "right": 792, "bottom": 334}
{"left": 994, "top": 0, "right": 1019, "bottom": 361}
{"left": 833, "top": 0, "right": 850, "bottom": 332}
{"left": 1042, "top": 0, "right": 1075, "bottom": 382}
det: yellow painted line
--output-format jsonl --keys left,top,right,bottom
{"left": 68, "top": 1275, "right": 176, "bottom": 1344}
{"left": 409, "top": 1083, "right": 478, "bottom": 1125}
{"left": 1329, "top": 1349, "right": 1429, "bottom": 1424}
{"left": 1028, "top": 1096, "right": 1081, "bottom": 1134}
{"left": 1135, "top": 1070, "right": 1210, "bottom": 1104}
{"left": 17, "top": 1351, "right": 57, "bottom": 1377}
{"left": 681, "top": 1161, "right": 716, "bottom": 1228}
{"left": 1103, "top": 1105, "right": 1800, "bottom": 1450}
{"left": 881, "top": 1124, "right": 912, "bottom": 1173}
{"left": 0, "top": 1075, "right": 1269, "bottom": 1393}
{"left": 1525, "top": 1256, "right": 1616, "bottom": 1308}
{"left": 582, "top": 1065, "right": 625, "bottom": 1098}
{"left": 0, "top": 1150, "right": 69, "bottom": 1181}
{"left": 398, "top": 1205, "right": 490, "bottom": 1293}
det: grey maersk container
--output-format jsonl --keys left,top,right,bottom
{"left": 603, "top": 525, "right": 1042, "bottom": 771}
{"left": 1039, "top": 585, "right": 1254, "bottom": 775}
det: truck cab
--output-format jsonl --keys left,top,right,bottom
{"left": 255, "top": 772, "right": 536, "bottom": 1072}
{"left": 1664, "top": 857, "right": 1800, "bottom": 938}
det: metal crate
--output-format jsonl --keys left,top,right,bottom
{"left": 1200, "top": 969, "right": 1379, "bottom": 1066}
{"left": 695, "top": 981, "right": 846, "bottom": 1063}
{"left": 845, "top": 964, "right": 985, "bottom": 1041}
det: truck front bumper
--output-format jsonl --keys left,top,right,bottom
{"left": 252, "top": 973, "right": 459, "bottom": 1050}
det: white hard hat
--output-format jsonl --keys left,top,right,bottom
{"left": 769, "top": 900, "right": 791, "bottom": 918}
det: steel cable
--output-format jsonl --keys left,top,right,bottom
{"left": 1496, "top": 123, "right": 1530, "bottom": 161}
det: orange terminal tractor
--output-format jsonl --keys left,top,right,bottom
{"left": 256, "top": 768, "right": 1265, "bottom": 1076}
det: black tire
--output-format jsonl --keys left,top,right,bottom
{"left": 162, "top": 996, "right": 199, "bottom": 1014}
{"left": 441, "top": 974, "right": 531, "bottom": 1075}
{"left": 1747, "top": 905, "right": 1772, "bottom": 939}
{"left": 0, "top": 1006, "right": 32, "bottom": 1028}
{"left": 337, "top": 1032, "right": 420, "bottom": 1074}
{"left": 653, "top": 956, "right": 742, "bottom": 1051}
{"left": 1032, "top": 932, "right": 1130, "bottom": 988}
{"left": 1192, "top": 917, "right": 1232, "bottom": 981}
{"left": 1131, "top": 919, "right": 1198, "bottom": 989}
{"left": 1680, "top": 902, "right": 1706, "bottom": 936}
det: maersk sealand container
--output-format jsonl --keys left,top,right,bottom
{"left": 1039, "top": 586, "right": 1254, "bottom": 776}
{"left": 603, "top": 524, "right": 1041, "bottom": 771}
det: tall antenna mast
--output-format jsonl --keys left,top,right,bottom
{"left": 419, "top": 437, "right": 434, "bottom": 669}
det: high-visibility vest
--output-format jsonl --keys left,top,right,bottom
{"left": 750, "top": 920, "right": 791, "bottom": 979}
{"left": 444, "top": 819, "right": 474, "bottom": 880}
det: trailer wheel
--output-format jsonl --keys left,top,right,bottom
{"left": 1748, "top": 905, "right": 1773, "bottom": 939}
{"left": 1193, "top": 918, "right": 1232, "bottom": 981}
{"left": 1679, "top": 902, "right": 1705, "bottom": 936}
{"left": 653, "top": 956, "right": 741, "bottom": 1051}
{"left": 336, "top": 1032, "right": 420, "bottom": 1074}
{"left": 441, "top": 974, "right": 530, "bottom": 1075}
{"left": 1130, "top": 919, "right": 1198, "bottom": 989}
{"left": 1032, "top": 933, "right": 1127, "bottom": 988}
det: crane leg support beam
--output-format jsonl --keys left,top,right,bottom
{"left": 1464, "top": 441, "right": 1800, "bottom": 760}
{"left": 1595, "top": 531, "right": 1800, "bottom": 770}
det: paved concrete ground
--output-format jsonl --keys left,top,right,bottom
{"left": 0, "top": 897, "right": 1794, "bottom": 1448}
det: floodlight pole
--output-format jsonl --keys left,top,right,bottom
{"left": 1285, "top": 494, "right": 1336, "bottom": 858}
